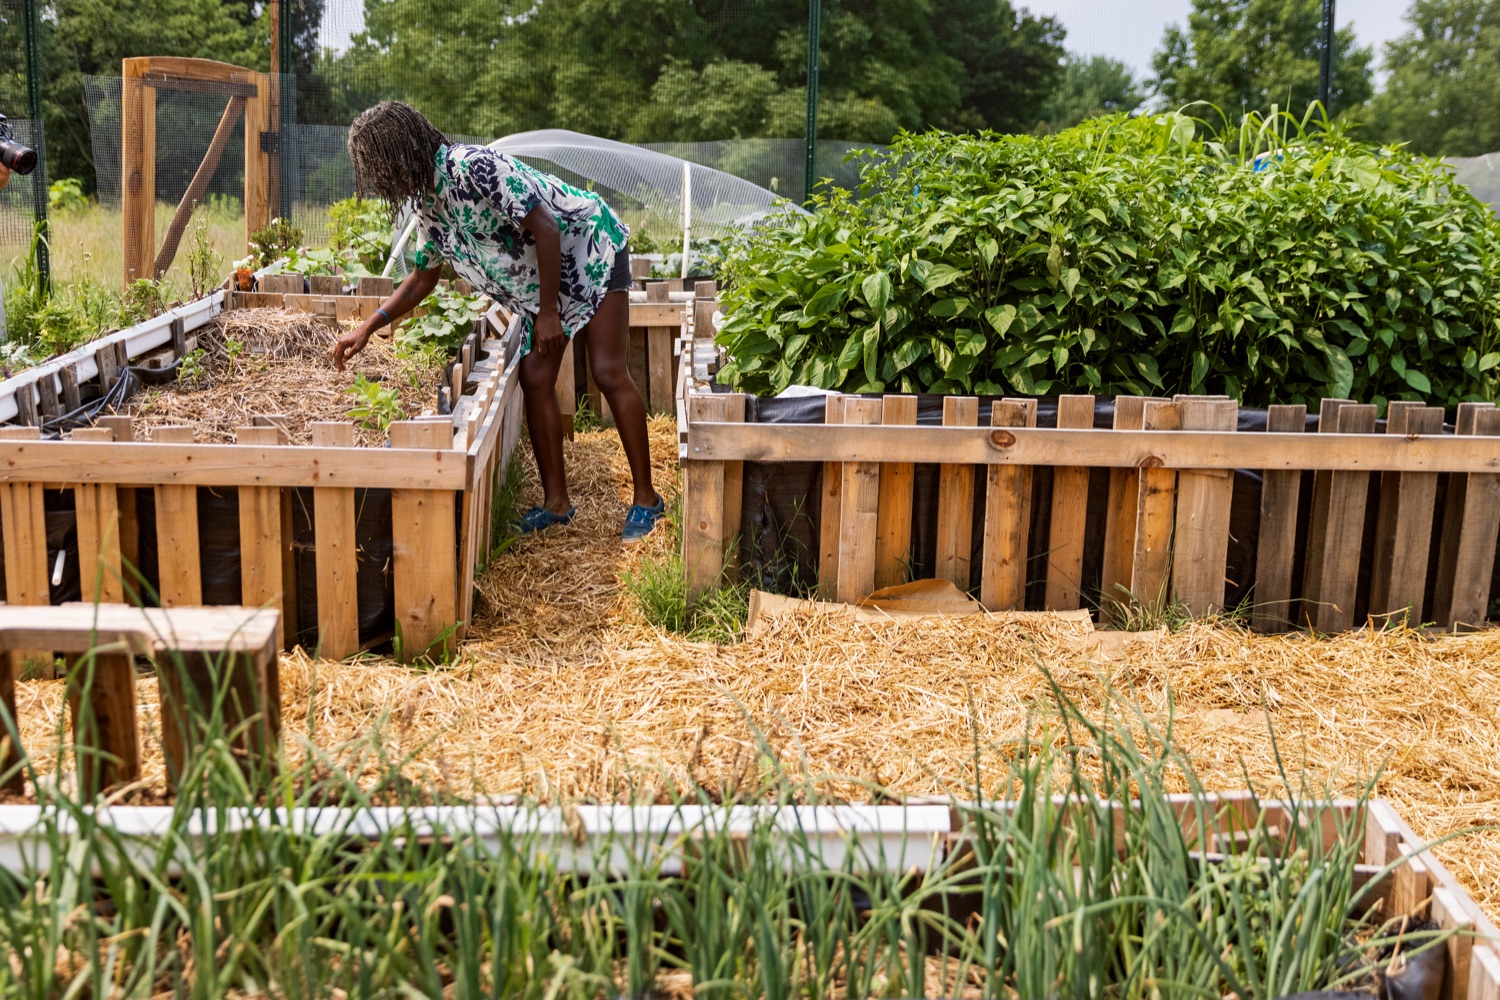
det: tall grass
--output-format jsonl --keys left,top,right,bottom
{"left": 621, "top": 493, "right": 750, "bottom": 642}
{"left": 0, "top": 640, "right": 1457, "bottom": 999}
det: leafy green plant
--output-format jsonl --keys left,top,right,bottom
{"left": 345, "top": 373, "right": 405, "bottom": 431}
{"left": 246, "top": 217, "right": 303, "bottom": 269}
{"left": 176, "top": 347, "right": 206, "bottom": 383}
{"left": 186, "top": 217, "right": 223, "bottom": 298}
{"left": 396, "top": 286, "right": 486, "bottom": 362}
{"left": 118, "top": 277, "right": 166, "bottom": 326}
{"left": 47, "top": 177, "right": 87, "bottom": 212}
{"left": 328, "top": 195, "right": 394, "bottom": 272}
{"left": 717, "top": 109, "right": 1500, "bottom": 408}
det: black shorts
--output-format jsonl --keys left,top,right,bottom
{"left": 605, "top": 249, "right": 632, "bottom": 292}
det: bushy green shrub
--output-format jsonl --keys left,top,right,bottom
{"left": 327, "top": 195, "right": 393, "bottom": 272}
{"left": 716, "top": 111, "right": 1500, "bottom": 408}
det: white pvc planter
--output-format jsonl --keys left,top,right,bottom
{"left": 0, "top": 291, "right": 226, "bottom": 424}
{"left": 0, "top": 803, "right": 952, "bottom": 878}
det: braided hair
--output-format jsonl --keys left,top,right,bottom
{"left": 347, "top": 101, "right": 447, "bottom": 212}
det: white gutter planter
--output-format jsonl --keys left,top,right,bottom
{"left": 0, "top": 803, "right": 952, "bottom": 877}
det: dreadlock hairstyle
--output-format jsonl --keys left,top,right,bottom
{"left": 348, "top": 101, "right": 448, "bottom": 212}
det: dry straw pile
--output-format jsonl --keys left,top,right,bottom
{"left": 15, "top": 417, "right": 1500, "bottom": 913}
{"left": 119, "top": 308, "right": 443, "bottom": 446}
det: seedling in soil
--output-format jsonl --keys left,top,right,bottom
{"left": 345, "top": 373, "right": 405, "bottom": 431}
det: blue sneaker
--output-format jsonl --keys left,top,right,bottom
{"left": 622, "top": 494, "right": 665, "bottom": 542}
{"left": 517, "top": 505, "right": 575, "bottom": 535}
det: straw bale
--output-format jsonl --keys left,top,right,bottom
{"left": 14, "top": 415, "right": 1500, "bottom": 917}
{"left": 109, "top": 308, "right": 443, "bottom": 446}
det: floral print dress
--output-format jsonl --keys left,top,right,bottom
{"left": 413, "top": 144, "right": 629, "bottom": 352}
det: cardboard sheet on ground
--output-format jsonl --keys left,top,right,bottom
{"left": 745, "top": 579, "right": 1165, "bottom": 661}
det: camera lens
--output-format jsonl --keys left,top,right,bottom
{"left": 0, "top": 139, "right": 37, "bottom": 175}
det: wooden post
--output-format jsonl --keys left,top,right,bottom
{"left": 1044, "top": 395, "right": 1095, "bottom": 610}
{"left": 309, "top": 423, "right": 359, "bottom": 659}
{"left": 242, "top": 71, "right": 272, "bottom": 249}
{"left": 121, "top": 59, "right": 157, "bottom": 286}
{"left": 1252, "top": 403, "right": 1307, "bottom": 631}
{"left": 1100, "top": 396, "right": 1150, "bottom": 622}
{"left": 236, "top": 426, "right": 286, "bottom": 649}
{"left": 1432, "top": 404, "right": 1500, "bottom": 630}
{"left": 873, "top": 395, "right": 917, "bottom": 590}
{"left": 557, "top": 338, "right": 576, "bottom": 440}
{"left": 0, "top": 452, "right": 54, "bottom": 691}
{"left": 980, "top": 398, "right": 1038, "bottom": 612}
{"left": 684, "top": 393, "right": 730, "bottom": 607}
{"left": 74, "top": 472, "right": 125, "bottom": 605}
{"left": 389, "top": 420, "right": 458, "bottom": 662}
{"left": 1303, "top": 402, "right": 1377, "bottom": 632}
{"left": 721, "top": 394, "right": 747, "bottom": 570}
{"left": 835, "top": 397, "right": 883, "bottom": 604}
{"left": 817, "top": 394, "right": 845, "bottom": 600}
{"left": 935, "top": 397, "right": 980, "bottom": 591}
{"left": 1170, "top": 397, "right": 1239, "bottom": 615}
{"left": 1129, "top": 400, "right": 1182, "bottom": 614}
{"left": 66, "top": 651, "right": 139, "bottom": 798}
{"left": 1369, "top": 404, "right": 1445, "bottom": 625}
{"left": 646, "top": 282, "right": 674, "bottom": 415}
{"left": 151, "top": 426, "right": 202, "bottom": 607}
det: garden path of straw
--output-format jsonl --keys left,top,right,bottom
{"left": 15, "top": 417, "right": 1500, "bottom": 912}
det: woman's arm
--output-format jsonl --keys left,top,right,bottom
{"left": 331, "top": 265, "right": 442, "bottom": 370}
{"left": 523, "top": 204, "right": 565, "bottom": 356}
{"left": 0, "top": 164, "right": 11, "bottom": 191}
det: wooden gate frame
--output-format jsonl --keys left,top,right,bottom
{"left": 121, "top": 57, "right": 272, "bottom": 286}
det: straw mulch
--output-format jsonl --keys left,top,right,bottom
{"left": 14, "top": 415, "right": 1500, "bottom": 914}
{"left": 117, "top": 308, "right": 442, "bottom": 446}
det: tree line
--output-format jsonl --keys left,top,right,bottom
{"left": 7, "top": 0, "right": 1500, "bottom": 194}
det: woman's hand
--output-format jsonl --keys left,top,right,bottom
{"left": 332, "top": 325, "right": 374, "bottom": 370}
{"left": 533, "top": 309, "right": 566, "bottom": 356}
{"left": 330, "top": 266, "right": 442, "bottom": 370}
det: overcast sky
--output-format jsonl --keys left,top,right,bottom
{"left": 1026, "top": 0, "right": 1414, "bottom": 77}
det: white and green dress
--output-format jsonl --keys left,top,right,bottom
{"left": 413, "top": 144, "right": 629, "bottom": 352}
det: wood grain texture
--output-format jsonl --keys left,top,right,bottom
{"left": 836, "top": 397, "right": 884, "bottom": 604}
{"left": 684, "top": 394, "right": 729, "bottom": 607}
{"left": 935, "top": 397, "right": 980, "bottom": 591}
{"left": 874, "top": 395, "right": 918, "bottom": 590}
{"left": 151, "top": 426, "right": 202, "bottom": 607}
{"left": 389, "top": 423, "right": 459, "bottom": 662}
{"left": 818, "top": 395, "right": 845, "bottom": 600}
{"left": 1305, "top": 404, "right": 1377, "bottom": 633}
{"left": 1130, "top": 401, "right": 1182, "bottom": 613}
{"left": 980, "top": 398, "right": 1038, "bottom": 612}
{"left": 1101, "top": 397, "right": 1151, "bottom": 621}
{"left": 1252, "top": 404, "right": 1307, "bottom": 631}
{"left": 66, "top": 651, "right": 139, "bottom": 796}
{"left": 1044, "top": 395, "right": 1095, "bottom": 610}
{"left": 1369, "top": 405, "right": 1444, "bottom": 625}
{"left": 719, "top": 395, "right": 747, "bottom": 569}
{"left": 1432, "top": 405, "right": 1500, "bottom": 630}
{"left": 311, "top": 423, "right": 359, "bottom": 659}
{"left": 74, "top": 482, "right": 125, "bottom": 604}
{"left": 1170, "top": 398, "right": 1239, "bottom": 615}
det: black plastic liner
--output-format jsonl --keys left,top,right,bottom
{"left": 733, "top": 394, "right": 1500, "bottom": 622}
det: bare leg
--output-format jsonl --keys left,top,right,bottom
{"left": 518, "top": 339, "right": 571, "bottom": 515}
{"left": 578, "top": 291, "right": 657, "bottom": 507}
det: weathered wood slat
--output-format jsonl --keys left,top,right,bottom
{"left": 935, "top": 397, "right": 980, "bottom": 591}
{"left": 390, "top": 421, "right": 459, "bottom": 663}
{"left": 66, "top": 651, "right": 139, "bottom": 797}
{"left": 1304, "top": 403, "right": 1377, "bottom": 632}
{"left": 1130, "top": 400, "right": 1182, "bottom": 613}
{"left": 874, "top": 395, "right": 918, "bottom": 591}
{"left": 1432, "top": 404, "right": 1500, "bottom": 630}
{"left": 980, "top": 398, "right": 1037, "bottom": 612}
{"left": 1171, "top": 397, "right": 1239, "bottom": 615}
{"left": 720, "top": 394, "right": 747, "bottom": 570}
{"left": 1252, "top": 404, "right": 1307, "bottom": 632}
{"left": 836, "top": 397, "right": 883, "bottom": 604}
{"left": 151, "top": 426, "right": 202, "bottom": 607}
{"left": 235, "top": 426, "right": 285, "bottom": 650}
{"left": 311, "top": 423, "right": 360, "bottom": 660}
{"left": 1100, "top": 397, "right": 1150, "bottom": 622}
{"left": 1044, "top": 395, "right": 1095, "bottom": 611}
{"left": 1369, "top": 404, "right": 1444, "bottom": 625}
{"left": 818, "top": 395, "right": 845, "bottom": 600}
{"left": 74, "top": 481, "right": 125, "bottom": 604}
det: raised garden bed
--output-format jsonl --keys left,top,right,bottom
{"left": 679, "top": 303, "right": 1500, "bottom": 633}
{"left": 0, "top": 292, "right": 524, "bottom": 662}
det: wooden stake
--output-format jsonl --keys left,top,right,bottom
{"left": 1170, "top": 397, "right": 1239, "bottom": 615}
{"left": 818, "top": 395, "right": 845, "bottom": 600}
{"left": 1100, "top": 396, "right": 1150, "bottom": 622}
{"left": 1252, "top": 404, "right": 1307, "bottom": 632}
{"left": 1130, "top": 400, "right": 1182, "bottom": 614}
{"left": 1304, "top": 403, "right": 1377, "bottom": 632}
{"left": 874, "top": 395, "right": 917, "bottom": 590}
{"left": 1432, "top": 404, "right": 1500, "bottom": 630}
{"left": 1369, "top": 404, "right": 1444, "bottom": 625}
{"left": 935, "top": 397, "right": 980, "bottom": 591}
{"left": 836, "top": 397, "right": 883, "bottom": 604}
{"left": 1044, "top": 395, "right": 1095, "bottom": 610}
{"left": 980, "top": 398, "right": 1038, "bottom": 611}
